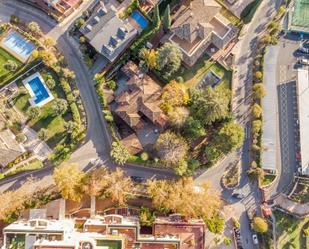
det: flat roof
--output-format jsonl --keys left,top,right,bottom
{"left": 296, "top": 69, "right": 309, "bottom": 175}
{"left": 288, "top": 0, "right": 309, "bottom": 33}
{"left": 261, "top": 47, "right": 279, "bottom": 172}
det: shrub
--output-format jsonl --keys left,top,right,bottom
{"left": 255, "top": 71, "right": 263, "bottom": 79}
{"left": 252, "top": 216, "right": 268, "bottom": 233}
{"left": 46, "top": 78, "right": 56, "bottom": 89}
{"left": 16, "top": 133, "right": 26, "bottom": 143}
{"left": 4, "top": 60, "right": 18, "bottom": 72}
{"left": 106, "top": 80, "right": 116, "bottom": 90}
{"left": 140, "top": 152, "right": 149, "bottom": 161}
{"left": 70, "top": 103, "right": 81, "bottom": 128}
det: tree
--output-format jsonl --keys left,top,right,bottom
{"left": 189, "top": 87, "right": 230, "bottom": 125}
{"left": 32, "top": 50, "right": 39, "bottom": 59}
{"left": 43, "top": 36, "right": 56, "bottom": 48}
{"left": 27, "top": 106, "right": 41, "bottom": 119}
{"left": 94, "top": 73, "right": 105, "bottom": 85}
{"left": 79, "top": 36, "right": 86, "bottom": 43}
{"left": 167, "top": 106, "right": 189, "bottom": 129}
{"left": 53, "top": 163, "right": 85, "bottom": 201}
{"left": 155, "top": 131, "right": 188, "bottom": 166}
{"left": 247, "top": 162, "right": 264, "bottom": 181}
{"left": 139, "top": 48, "right": 157, "bottom": 71}
{"left": 140, "top": 152, "right": 149, "bottom": 161}
{"left": 146, "top": 178, "right": 221, "bottom": 218}
{"left": 139, "top": 207, "right": 156, "bottom": 227}
{"left": 255, "top": 71, "right": 263, "bottom": 80}
{"left": 204, "top": 146, "right": 222, "bottom": 164}
{"left": 161, "top": 80, "right": 189, "bottom": 112}
{"left": 304, "top": 227, "right": 309, "bottom": 237}
{"left": 46, "top": 77, "right": 56, "bottom": 89}
{"left": 61, "top": 68, "right": 76, "bottom": 80}
{"left": 82, "top": 167, "right": 109, "bottom": 197}
{"left": 252, "top": 119, "right": 262, "bottom": 134}
{"left": 39, "top": 50, "right": 58, "bottom": 67}
{"left": 163, "top": 4, "right": 171, "bottom": 32}
{"left": 102, "top": 168, "right": 134, "bottom": 206}
{"left": 64, "top": 121, "right": 78, "bottom": 134}
{"left": 252, "top": 217, "right": 268, "bottom": 233}
{"left": 174, "top": 159, "right": 188, "bottom": 176}
{"left": 27, "top": 21, "right": 42, "bottom": 36}
{"left": 156, "top": 43, "right": 182, "bottom": 79}
{"left": 252, "top": 103, "right": 262, "bottom": 118}
{"left": 214, "top": 121, "right": 244, "bottom": 154}
{"left": 4, "top": 60, "right": 18, "bottom": 71}
{"left": 52, "top": 99, "right": 68, "bottom": 116}
{"left": 183, "top": 117, "right": 206, "bottom": 140}
{"left": 153, "top": 4, "right": 160, "bottom": 27}
{"left": 205, "top": 212, "right": 225, "bottom": 234}
{"left": 253, "top": 83, "right": 266, "bottom": 99}
{"left": 38, "top": 128, "right": 49, "bottom": 141}
{"left": 110, "top": 141, "right": 131, "bottom": 165}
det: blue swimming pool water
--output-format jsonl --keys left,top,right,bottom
{"left": 28, "top": 76, "right": 50, "bottom": 104}
{"left": 131, "top": 10, "right": 148, "bottom": 30}
{"left": 2, "top": 31, "right": 35, "bottom": 60}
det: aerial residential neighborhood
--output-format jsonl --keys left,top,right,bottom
{"left": 0, "top": 0, "right": 308, "bottom": 248}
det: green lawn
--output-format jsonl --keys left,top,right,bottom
{"left": 275, "top": 210, "right": 309, "bottom": 249}
{"left": 177, "top": 54, "right": 232, "bottom": 90}
{"left": 96, "top": 240, "right": 122, "bottom": 249}
{"left": 0, "top": 47, "right": 23, "bottom": 87}
{"left": 13, "top": 69, "right": 70, "bottom": 148}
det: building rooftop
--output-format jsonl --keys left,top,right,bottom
{"left": 80, "top": 2, "right": 137, "bottom": 62}
{"left": 296, "top": 68, "right": 309, "bottom": 175}
{"left": 288, "top": 0, "right": 309, "bottom": 33}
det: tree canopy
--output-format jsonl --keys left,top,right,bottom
{"left": 183, "top": 117, "right": 206, "bottom": 140}
{"left": 156, "top": 43, "right": 182, "bottom": 79}
{"left": 139, "top": 48, "right": 157, "bottom": 71}
{"left": 189, "top": 87, "right": 230, "bottom": 125}
{"left": 252, "top": 83, "right": 266, "bottom": 99}
{"left": 155, "top": 131, "right": 188, "bottom": 166}
{"left": 110, "top": 141, "right": 131, "bottom": 165}
{"left": 252, "top": 216, "right": 268, "bottom": 233}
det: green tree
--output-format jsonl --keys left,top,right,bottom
{"left": 46, "top": 77, "right": 56, "bottom": 89}
{"left": 255, "top": 71, "right": 263, "bottom": 80}
{"left": 53, "top": 163, "right": 85, "bottom": 202}
{"left": 139, "top": 48, "right": 157, "bottom": 71}
{"left": 214, "top": 121, "right": 244, "bottom": 154}
{"left": 252, "top": 216, "right": 268, "bottom": 233}
{"left": 252, "top": 103, "right": 262, "bottom": 118}
{"left": 204, "top": 146, "right": 222, "bottom": 164}
{"left": 252, "top": 119, "right": 262, "bottom": 134}
{"left": 52, "top": 99, "right": 68, "bottom": 116}
{"left": 27, "top": 21, "right": 42, "bottom": 36}
{"left": 205, "top": 212, "right": 225, "bottom": 234}
{"left": 38, "top": 128, "right": 49, "bottom": 141}
{"left": 153, "top": 4, "right": 161, "bottom": 27}
{"left": 183, "top": 117, "right": 206, "bottom": 140}
{"left": 163, "top": 4, "right": 171, "bottom": 32}
{"left": 43, "top": 36, "right": 56, "bottom": 48}
{"left": 139, "top": 207, "right": 156, "bottom": 227}
{"left": 27, "top": 106, "right": 41, "bottom": 119}
{"left": 94, "top": 73, "right": 105, "bottom": 85}
{"left": 253, "top": 83, "right": 266, "bottom": 99}
{"left": 4, "top": 60, "right": 18, "bottom": 71}
{"left": 64, "top": 121, "right": 78, "bottom": 134}
{"left": 190, "top": 87, "right": 230, "bottom": 125}
{"left": 155, "top": 131, "right": 188, "bottom": 167}
{"left": 156, "top": 43, "right": 182, "bottom": 79}
{"left": 174, "top": 159, "right": 188, "bottom": 176}
{"left": 110, "top": 141, "right": 131, "bottom": 165}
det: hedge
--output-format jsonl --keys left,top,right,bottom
{"left": 70, "top": 103, "right": 81, "bottom": 128}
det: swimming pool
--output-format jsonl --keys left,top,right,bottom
{"left": 130, "top": 10, "right": 148, "bottom": 30}
{"left": 1, "top": 30, "right": 35, "bottom": 62}
{"left": 23, "top": 73, "right": 54, "bottom": 107}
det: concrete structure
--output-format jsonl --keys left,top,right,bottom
{"left": 22, "top": 0, "right": 83, "bottom": 21}
{"left": 296, "top": 68, "right": 309, "bottom": 175}
{"left": 80, "top": 1, "right": 137, "bottom": 62}
{"left": 169, "top": 0, "right": 238, "bottom": 67}
{"left": 2, "top": 199, "right": 206, "bottom": 249}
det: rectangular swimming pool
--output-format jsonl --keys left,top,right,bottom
{"left": 23, "top": 72, "right": 54, "bottom": 107}
{"left": 130, "top": 10, "right": 148, "bottom": 30}
{"left": 1, "top": 30, "right": 35, "bottom": 63}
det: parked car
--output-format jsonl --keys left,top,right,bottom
{"left": 298, "top": 58, "right": 309, "bottom": 65}
{"left": 130, "top": 176, "right": 145, "bottom": 183}
{"left": 252, "top": 234, "right": 259, "bottom": 245}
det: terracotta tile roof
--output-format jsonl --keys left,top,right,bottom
{"left": 121, "top": 134, "right": 143, "bottom": 155}
{"left": 114, "top": 61, "right": 165, "bottom": 130}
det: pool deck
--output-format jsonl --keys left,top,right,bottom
{"left": 22, "top": 72, "right": 54, "bottom": 107}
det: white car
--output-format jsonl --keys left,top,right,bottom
{"left": 252, "top": 234, "right": 259, "bottom": 245}
{"left": 299, "top": 58, "right": 309, "bottom": 65}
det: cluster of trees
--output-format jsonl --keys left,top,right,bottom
{"left": 154, "top": 82, "right": 244, "bottom": 173}
{"left": 139, "top": 42, "right": 183, "bottom": 79}
{"left": 53, "top": 164, "right": 134, "bottom": 206}
{"left": 4, "top": 60, "right": 18, "bottom": 72}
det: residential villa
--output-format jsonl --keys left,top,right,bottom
{"left": 169, "top": 0, "right": 238, "bottom": 67}
{"left": 23, "top": 0, "right": 83, "bottom": 20}
{"left": 0, "top": 129, "right": 25, "bottom": 169}
{"left": 80, "top": 2, "right": 138, "bottom": 63}
{"left": 2, "top": 198, "right": 206, "bottom": 249}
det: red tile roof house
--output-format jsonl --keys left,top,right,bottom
{"left": 111, "top": 61, "right": 168, "bottom": 153}
{"left": 22, "top": 0, "right": 83, "bottom": 21}
{"left": 167, "top": 0, "right": 238, "bottom": 67}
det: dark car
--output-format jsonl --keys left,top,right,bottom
{"left": 130, "top": 176, "right": 145, "bottom": 183}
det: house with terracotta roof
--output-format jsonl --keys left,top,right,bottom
{"left": 120, "top": 134, "right": 143, "bottom": 155}
{"left": 0, "top": 129, "right": 25, "bottom": 169}
{"left": 113, "top": 61, "right": 167, "bottom": 132}
{"left": 169, "top": 0, "right": 238, "bottom": 67}
{"left": 23, "top": 0, "right": 82, "bottom": 21}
